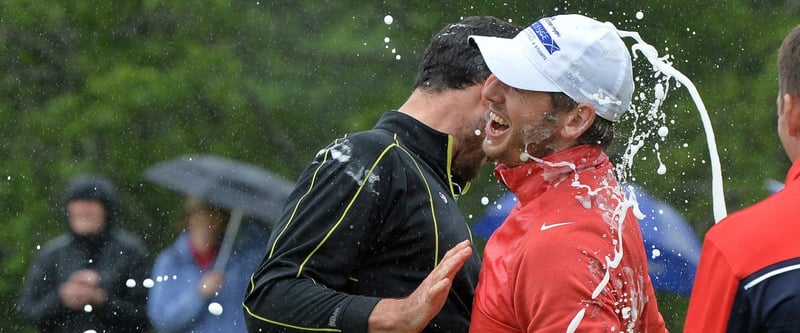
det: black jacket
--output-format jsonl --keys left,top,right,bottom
{"left": 17, "top": 176, "right": 150, "bottom": 333}
{"left": 244, "top": 111, "right": 480, "bottom": 332}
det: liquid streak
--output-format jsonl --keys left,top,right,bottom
{"left": 618, "top": 29, "right": 728, "bottom": 223}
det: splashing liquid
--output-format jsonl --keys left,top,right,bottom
{"left": 566, "top": 21, "right": 729, "bottom": 333}
{"left": 617, "top": 29, "right": 728, "bottom": 223}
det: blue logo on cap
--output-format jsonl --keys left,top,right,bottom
{"left": 531, "top": 21, "right": 559, "bottom": 55}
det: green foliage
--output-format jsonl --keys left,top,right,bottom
{"left": 0, "top": 0, "right": 796, "bottom": 331}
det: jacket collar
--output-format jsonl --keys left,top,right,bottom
{"left": 493, "top": 145, "right": 609, "bottom": 206}
{"left": 374, "top": 111, "right": 468, "bottom": 198}
{"left": 786, "top": 158, "right": 800, "bottom": 187}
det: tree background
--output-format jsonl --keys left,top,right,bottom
{"left": 0, "top": 1, "right": 796, "bottom": 331}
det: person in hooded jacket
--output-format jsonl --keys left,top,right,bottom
{"left": 17, "top": 174, "right": 150, "bottom": 333}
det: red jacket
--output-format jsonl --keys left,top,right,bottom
{"left": 684, "top": 159, "right": 800, "bottom": 332}
{"left": 470, "top": 145, "right": 667, "bottom": 333}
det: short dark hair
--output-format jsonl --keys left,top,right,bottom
{"left": 549, "top": 92, "right": 615, "bottom": 148}
{"left": 413, "top": 16, "right": 521, "bottom": 92}
{"left": 779, "top": 24, "right": 800, "bottom": 97}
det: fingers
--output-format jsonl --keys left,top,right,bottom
{"left": 434, "top": 240, "right": 472, "bottom": 279}
{"left": 422, "top": 240, "right": 472, "bottom": 303}
{"left": 198, "top": 270, "right": 225, "bottom": 297}
{"left": 441, "top": 239, "right": 471, "bottom": 261}
{"left": 427, "top": 277, "right": 452, "bottom": 300}
{"left": 71, "top": 269, "right": 101, "bottom": 285}
{"left": 366, "top": 240, "right": 473, "bottom": 332}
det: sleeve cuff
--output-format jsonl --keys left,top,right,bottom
{"left": 339, "top": 296, "right": 381, "bottom": 333}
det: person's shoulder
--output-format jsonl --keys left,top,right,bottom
{"left": 315, "top": 129, "right": 404, "bottom": 165}
{"left": 36, "top": 233, "right": 73, "bottom": 256}
{"left": 153, "top": 234, "right": 191, "bottom": 267}
{"left": 711, "top": 189, "right": 792, "bottom": 237}
{"left": 110, "top": 228, "right": 148, "bottom": 254}
{"left": 158, "top": 233, "right": 190, "bottom": 256}
{"left": 340, "top": 128, "right": 398, "bottom": 149}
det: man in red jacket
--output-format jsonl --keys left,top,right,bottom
{"left": 468, "top": 14, "right": 667, "bottom": 332}
{"left": 684, "top": 24, "right": 800, "bottom": 332}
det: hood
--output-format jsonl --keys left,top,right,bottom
{"left": 62, "top": 174, "right": 120, "bottom": 232}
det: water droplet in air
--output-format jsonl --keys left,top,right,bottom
{"left": 651, "top": 248, "right": 661, "bottom": 259}
{"left": 208, "top": 302, "right": 224, "bottom": 316}
{"left": 383, "top": 15, "right": 393, "bottom": 25}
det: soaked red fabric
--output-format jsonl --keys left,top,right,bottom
{"left": 471, "top": 145, "right": 667, "bottom": 333}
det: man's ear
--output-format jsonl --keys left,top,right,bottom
{"left": 561, "top": 103, "right": 596, "bottom": 140}
{"left": 782, "top": 93, "right": 800, "bottom": 137}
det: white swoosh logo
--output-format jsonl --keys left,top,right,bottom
{"left": 540, "top": 222, "right": 574, "bottom": 231}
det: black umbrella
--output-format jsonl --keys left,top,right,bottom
{"left": 144, "top": 154, "right": 294, "bottom": 270}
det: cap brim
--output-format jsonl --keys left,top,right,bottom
{"left": 470, "top": 35, "right": 561, "bottom": 92}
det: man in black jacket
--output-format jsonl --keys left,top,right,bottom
{"left": 17, "top": 174, "right": 150, "bottom": 332}
{"left": 243, "top": 16, "right": 520, "bottom": 333}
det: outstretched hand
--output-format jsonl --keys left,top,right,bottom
{"left": 368, "top": 240, "right": 473, "bottom": 333}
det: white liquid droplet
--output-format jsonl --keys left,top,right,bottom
{"left": 654, "top": 83, "right": 666, "bottom": 100}
{"left": 474, "top": 129, "right": 481, "bottom": 136}
{"left": 383, "top": 37, "right": 390, "bottom": 43}
{"left": 635, "top": 11, "right": 644, "bottom": 20}
{"left": 657, "top": 126, "right": 669, "bottom": 137}
{"left": 383, "top": 15, "right": 393, "bottom": 25}
{"left": 656, "top": 164, "right": 667, "bottom": 175}
{"left": 126, "top": 279, "right": 136, "bottom": 288}
{"left": 480, "top": 197, "right": 489, "bottom": 205}
{"left": 143, "top": 278, "right": 155, "bottom": 288}
{"left": 651, "top": 248, "right": 661, "bottom": 259}
{"left": 208, "top": 302, "right": 224, "bottom": 316}
{"left": 84, "top": 304, "right": 93, "bottom": 313}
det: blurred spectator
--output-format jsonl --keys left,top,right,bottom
{"left": 147, "top": 197, "right": 264, "bottom": 332}
{"left": 17, "top": 174, "right": 150, "bottom": 332}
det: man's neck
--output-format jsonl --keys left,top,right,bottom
{"left": 397, "top": 85, "right": 484, "bottom": 135}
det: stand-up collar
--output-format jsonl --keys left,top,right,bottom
{"left": 493, "top": 145, "right": 610, "bottom": 205}
{"left": 374, "top": 111, "right": 468, "bottom": 197}
{"left": 785, "top": 158, "right": 800, "bottom": 188}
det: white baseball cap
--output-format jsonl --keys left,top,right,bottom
{"left": 470, "top": 14, "right": 633, "bottom": 122}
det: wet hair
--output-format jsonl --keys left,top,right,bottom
{"left": 779, "top": 24, "right": 800, "bottom": 98}
{"left": 413, "top": 16, "right": 521, "bottom": 92}
{"left": 549, "top": 92, "right": 615, "bottom": 149}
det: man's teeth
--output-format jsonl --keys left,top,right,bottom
{"left": 489, "top": 112, "right": 508, "bottom": 126}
